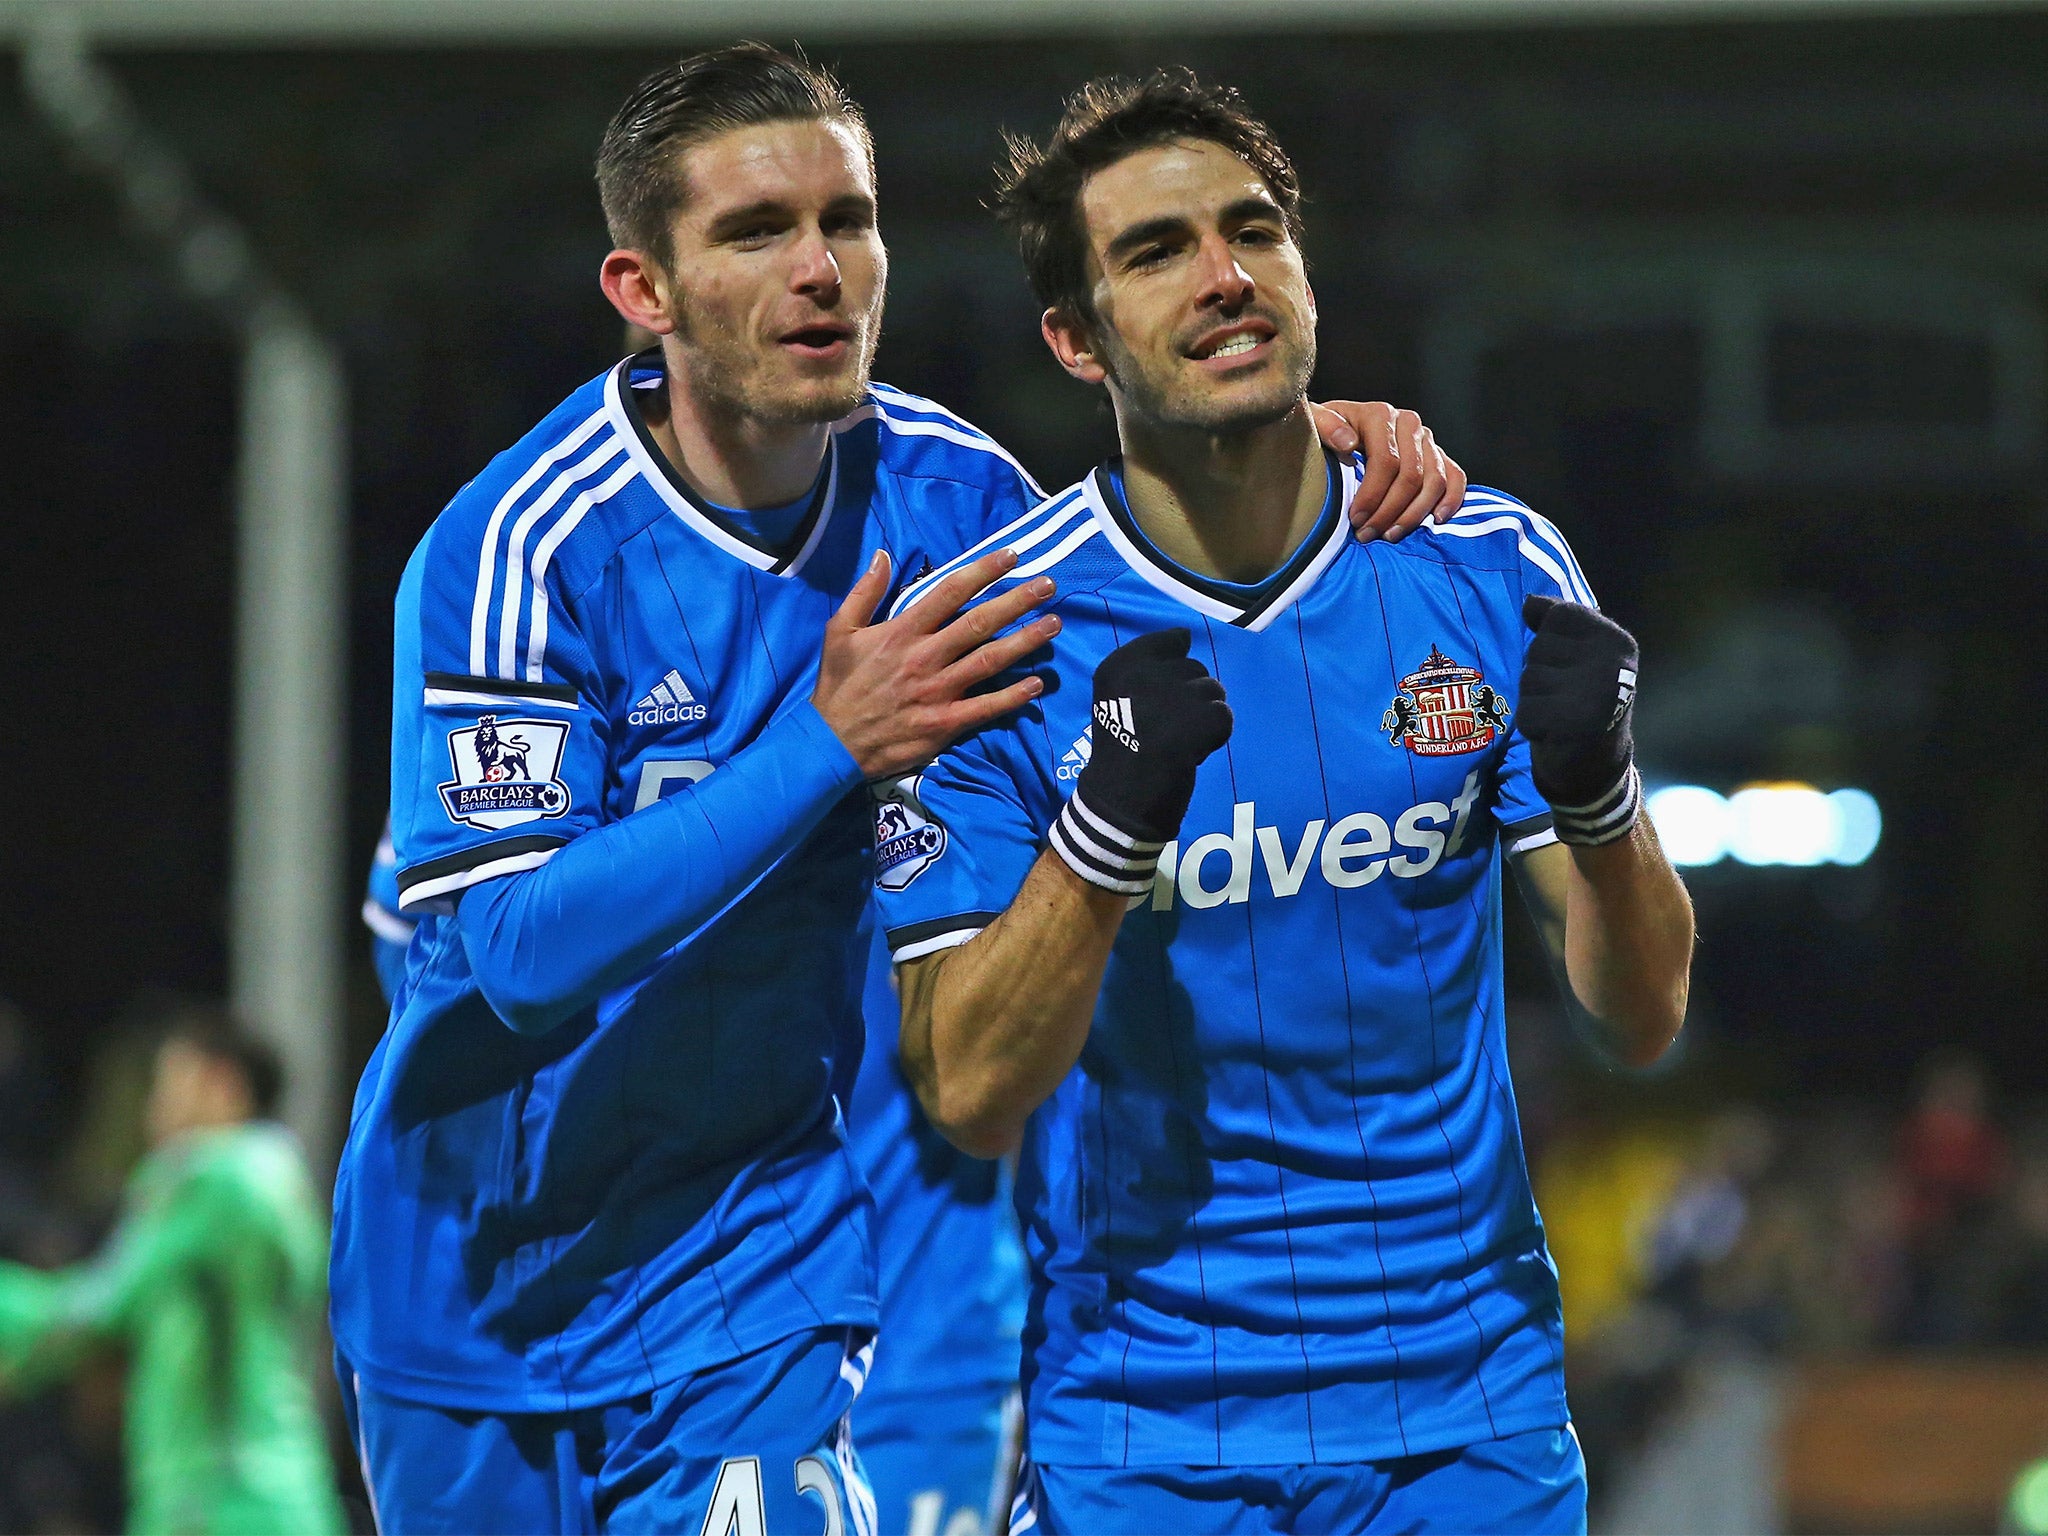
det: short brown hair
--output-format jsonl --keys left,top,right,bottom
{"left": 992, "top": 68, "right": 1304, "bottom": 323}
{"left": 596, "top": 42, "right": 871, "bottom": 271}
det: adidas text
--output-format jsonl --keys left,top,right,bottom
{"left": 629, "top": 701, "right": 707, "bottom": 726}
{"left": 630, "top": 668, "right": 707, "bottom": 727}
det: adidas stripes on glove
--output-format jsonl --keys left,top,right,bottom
{"left": 1518, "top": 594, "right": 1642, "bottom": 847}
{"left": 1049, "top": 628, "right": 1234, "bottom": 895}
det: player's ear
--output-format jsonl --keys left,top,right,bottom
{"left": 600, "top": 249, "right": 677, "bottom": 337}
{"left": 1042, "top": 305, "right": 1108, "bottom": 387}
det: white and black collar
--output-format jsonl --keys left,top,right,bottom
{"left": 1082, "top": 450, "right": 1358, "bottom": 633}
{"left": 602, "top": 350, "right": 839, "bottom": 577}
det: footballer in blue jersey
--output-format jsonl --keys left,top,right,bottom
{"left": 334, "top": 47, "right": 1465, "bottom": 1536}
{"left": 330, "top": 46, "right": 1069, "bottom": 1535}
{"left": 881, "top": 73, "right": 1695, "bottom": 1535}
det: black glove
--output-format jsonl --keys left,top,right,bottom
{"left": 1049, "top": 628, "right": 1234, "bottom": 894}
{"left": 1518, "top": 594, "right": 1641, "bottom": 847}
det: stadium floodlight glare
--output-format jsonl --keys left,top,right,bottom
{"left": 1644, "top": 782, "right": 1881, "bottom": 868}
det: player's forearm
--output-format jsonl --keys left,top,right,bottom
{"left": 900, "top": 852, "right": 1126, "bottom": 1158}
{"left": 1562, "top": 815, "right": 1694, "bottom": 1067}
{"left": 459, "top": 702, "right": 863, "bottom": 1034}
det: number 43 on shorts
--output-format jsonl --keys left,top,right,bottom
{"left": 701, "top": 1446, "right": 877, "bottom": 1536}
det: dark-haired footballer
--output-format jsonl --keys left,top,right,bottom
{"left": 330, "top": 42, "right": 1470, "bottom": 1536}
{"left": 879, "top": 72, "right": 1694, "bottom": 1534}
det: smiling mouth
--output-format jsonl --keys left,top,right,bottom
{"left": 1189, "top": 322, "right": 1277, "bottom": 363}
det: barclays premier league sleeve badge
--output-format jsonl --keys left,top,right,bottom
{"left": 439, "top": 714, "right": 574, "bottom": 830}
{"left": 873, "top": 781, "right": 947, "bottom": 892}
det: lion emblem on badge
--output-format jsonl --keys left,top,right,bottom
{"left": 1384, "top": 646, "right": 1509, "bottom": 757}
{"left": 472, "top": 715, "right": 532, "bottom": 783}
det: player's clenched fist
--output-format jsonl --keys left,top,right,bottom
{"left": 1049, "top": 628, "right": 1234, "bottom": 894}
{"left": 1518, "top": 594, "right": 1641, "bottom": 847}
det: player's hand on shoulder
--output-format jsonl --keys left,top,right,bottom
{"left": 1517, "top": 595, "right": 1642, "bottom": 846}
{"left": 815, "top": 547, "right": 1061, "bottom": 781}
{"left": 1309, "top": 400, "right": 1468, "bottom": 543}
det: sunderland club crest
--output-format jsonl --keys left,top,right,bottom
{"left": 1383, "top": 646, "right": 1511, "bottom": 757}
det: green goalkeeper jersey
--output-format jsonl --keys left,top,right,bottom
{"left": 0, "top": 1122, "right": 343, "bottom": 1535}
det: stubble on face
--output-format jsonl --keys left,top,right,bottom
{"left": 655, "top": 118, "right": 888, "bottom": 430}
{"left": 666, "top": 276, "right": 884, "bottom": 426}
{"left": 1094, "top": 307, "right": 1314, "bottom": 437}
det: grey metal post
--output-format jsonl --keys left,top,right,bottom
{"left": 230, "top": 309, "right": 347, "bottom": 1159}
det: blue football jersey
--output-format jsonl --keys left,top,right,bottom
{"left": 331, "top": 354, "right": 1039, "bottom": 1413}
{"left": 846, "top": 920, "right": 1026, "bottom": 1413}
{"left": 361, "top": 819, "right": 414, "bottom": 1006}
{"left": 873, "top": 454, "right": 1594, "bottom": 1467}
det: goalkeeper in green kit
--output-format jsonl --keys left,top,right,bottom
{"left": 0, "top": 1010, "right": 343, "bottom": 1535}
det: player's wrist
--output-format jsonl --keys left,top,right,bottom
{"left": 1048, "top": 782, "right": 1169, "bottom": 896}
{"left": 1545, "top": 759, "right": 1642, "bottom": 847}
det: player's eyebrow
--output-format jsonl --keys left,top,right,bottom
{"left": 704, "top": 192, "right": 874, "bottom": 241}
{"left": 1103, "top": 196, "right": 1287, "bottom": 264}
{"left": 1103, "top": 215, "right": 1191, "bottom": 264}
{"left": 1217, "top": 194, "right": 1286, "bottom": 229}
{"left": 704, "top": 200, "right": 796, "bottom": 238}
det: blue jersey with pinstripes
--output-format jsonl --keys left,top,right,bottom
{"left": 872, "top": 454, "right": 1592, "bottom": 1467}
{"left": 331, "top": 353, "right": 1040, "bottom": 1413}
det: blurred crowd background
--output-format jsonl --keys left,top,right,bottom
{"left": 4, "top": 1, "right": 2047, "bottom": 1530}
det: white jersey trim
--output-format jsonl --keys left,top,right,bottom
{"left": 1081, "top": 457, "right": 1358, "bottom": 633}
{"left": 854, "top": 385, "right": 1045, "bottom": 498}
{"left": 602, "top": 362, "right": 843, "bottom": 581}
{"left": 467, "top": 406, "right": 613, "bottom": 677}
{"left": 889, "top": 926, "right": 985, "bottom": 964}
{"left": 523, "top": 458, "right": 640, "bottom": 682}
{"left": 360, "top": 897, "right": 416, "bottom": 945}
{"left": 1427, "top": 496, "right": 1597, "bottom": 607}
{"left": 396, "top": 846, "right": 559, "bottom": 914}
{"left": 423, "top": 684, "right": 580, "bottom": 712}
{"left": 888, "top": 487, "right": 1089, "bottom": 620}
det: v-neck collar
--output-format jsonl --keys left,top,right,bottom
{"left": 603, "top": 350, "right": 838, "bottom": 577}
{"left": 1083, "top": 448, "right": 1357, "bottom": 632}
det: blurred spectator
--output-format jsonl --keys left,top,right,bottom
{"left": 1898, "top": 1049, "right": 2012, "bottom": 1345}
{"left": 0, "top": 1006, "right": 344, "bottom": 1535}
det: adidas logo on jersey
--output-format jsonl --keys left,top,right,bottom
{"left": 1094, "top": 697, "right": 1138, "bottom": 751}
{"left": 1056, "top": 724, "right": 1094, "bottom": 781}
{"left": 628, "top": 668, "right": 708, "bottom": 727}
{"left": 1145, "top": 770, "right": 1486, "bottom": 912}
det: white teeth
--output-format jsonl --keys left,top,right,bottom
{"left": 1208, "top": 334, "right": 1261, "bottom": 358}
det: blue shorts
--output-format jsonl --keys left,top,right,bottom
{"left": 857, "top": 1385, "right": 1014, "bottom": 1536}
{"left": 1018, "top": 1425, "right": 1585, "bottom": 1536}
{"left": 338, "top": 1327, "right": 877, "bottom": 1535}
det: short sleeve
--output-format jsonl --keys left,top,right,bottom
{"left": 872, "top": 730, "right": 1049, "bottom": 965}
{"left": 1493, "top": 731, "right": 1558, "bottom": 859}
{"left": 389, "top": 524, "right": 612, "bottom": 915}
{"left": 1463, "top": 488, "right": 1598, "bottom": 857}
